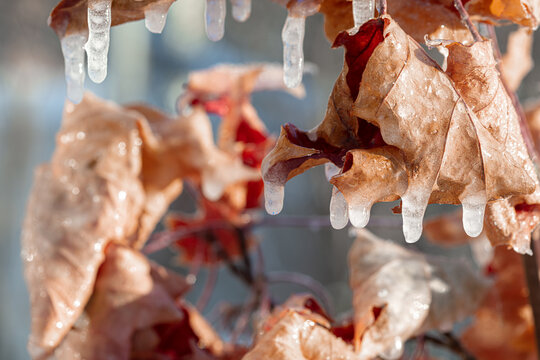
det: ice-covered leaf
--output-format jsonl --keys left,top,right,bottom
{"left": 244, "top": 297, "right": 355, "bottom": 360}
{"left": 320, "top": 0, "right": 472, "bottom": 44}
{"left": 348, "top": 229, "right": 489, "bottom": 360}
{"left": 461, "top": 246, "right": 538, "bottom": 360}
{"left": 263, "top": 16, "right": 536, "bottom": 243}
{"left": 53, "top": 244, "right": 189, "bottom": 360}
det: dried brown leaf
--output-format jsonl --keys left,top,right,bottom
{"left": 500, "top": 27, "right": 534, "bottom": 92}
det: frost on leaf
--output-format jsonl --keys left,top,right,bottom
{"left": 461, "top": 246, "right": 538, "bottom": 360}
{"left": 320, "top": 0, "right": 473, "bottom": 44}
{"left": 53, "top": 244, "right": 189, "bottom": 360}
{"left": 348, "top": 229, "right": 489, "bottom": 360}
{"left": 263, "top": 15, "right": 536, "bottom": 243}
{"left": 244, "top": 295, "right": 355, "bottom": 360}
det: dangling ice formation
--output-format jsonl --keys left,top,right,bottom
{"left": 205, "top": 0, "right": 227, "bottom": 41}
{"left": 281, "top": 15, "right": 305, "bottom": 88}
{"left": 351, "top": 0, "right": 375, "bottom": 34}
{"left": 145, "top": 2, "right": 170, "bottom": 34}
{"left": 231, "top": 0, "right": 251, "bottom": 22}
{"left": 85, "top": 0, "right": 112, "bottom": 83}
{"left": 61, "top": 34, "right": 87, "bottom": 103}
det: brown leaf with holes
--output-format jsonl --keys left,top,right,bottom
{"left": 461, "top": 246, "right": 538, "bottom": 360}
{"left": 263, "top": 16, "right": 536, "bottom": 242}
{"left": 49, "top": 0, "right": 175, "bottom": 38}
{"left": 53, "top": 244, "right": 189, "bottom": 360}
{"left": 349, "top": 229, "right": 489, "bottom": 360}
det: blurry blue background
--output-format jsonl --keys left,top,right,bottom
{"left": 1, "top": 1, "right": 540, "bottom": 358}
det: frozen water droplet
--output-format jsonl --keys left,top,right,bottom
{"left": 461, "top": 195, "right": 486, "bottom": 237}
{"left": 330, "top": 187, "right": 349, "bottom": 229}
{"left": 202, "top": 176, "right": 225, "bottom": 201}
{"left": 61, "top": 34, "right": 86, "bottom": 103}
{"left": 145, "top": 2, "right": 169, "bottom": 34}
{"left": 349, "top": 202, "right": 371, "bottom": 228}
{"left": 85, "top": 0, "right": 112, "bottom": 83}
{"left": 324, "top": 162, "right": 340, "bottom": 181}
{"left": 401, "top": 193, "right": 428, "bottom": 243}
{"left": 350, "top": 0, "right": 374, "bottom": 34}
{"left": 380, "top": 337, "right": 403, "bottom": 360}
{"left": 205, "top": 0, "right": 226, "bottom": 41}
{"left": 264, "top": 181, "right": 284, "bottom": 215}
{"left": 282, "top": 15, "right": 305, "bottom": 88}
{"left": 231, "top": 0, "right": 251, "bottom": 22}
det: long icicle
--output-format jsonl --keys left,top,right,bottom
{"left": 205, "top": 0, "right": 227, "bottom": 41}
{"left": 231, "top": 0, "right": 251, "bottom": 22}
{"left": 61, "top": 34, "right": 87, "bottom": 103}
{"left": 281, "top": 14, "right": 305, "bottom": 88}
{"left": 85, "top": 0, "right": 112, "bottom": 83}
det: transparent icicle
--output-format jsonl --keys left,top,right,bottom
{"left": 264, "top": 182, "right": 285, "bottom": 215}
{"left": 231, "top": 0, "right": 251, "bottom": 22}
{"left": 144, "top": 2, "right": 170, "bottom": 34}
{"left": 351, "top": 0, "right": 374, "bottom": 34}
{"left": 85, "top": 0, "right": 112, "bottom": 83}
{"left": 330, "top": 187, "right": 349, "bottom": 229}
{"left": 281, "top": 15, "right": 305, "bottom": 88}
{"left": 205, "top": 0, "right": 226, "bottom": 41}
{"left": 461, "top": 194, "right": 487, "bottom": 237}
{"left": 61, "top": 34, "right": 87, "bottom": 103}
{"left": 349, "top": 202, "right": 371, "bottom": 228}
{"left": 401, "top": 192, "right": 429, "bottom": 243}
{"left": 324, "top": 162, "right": 340, "bottom": 181}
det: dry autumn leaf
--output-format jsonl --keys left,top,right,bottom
{"left": 466, "top": 0, "right": 540, "bottom": 28}
{"left": 461, "top": 246, "right": 538, "bottom": 360}
{"left": 500, "top": 27, "right": 534, "bottom": 93}
{"left": 262, "top": 15, "right": 536, "bottom": 243}
{"left": 349, "top": 229, "right": 489, "bottom": 360}
{"left": 53, "top": 244, "right": 189, "bottom": 360}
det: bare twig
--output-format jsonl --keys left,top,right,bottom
{"left": 453, "top": 0, "right": 482, "bottom": 42}
{"left": 196, "top": 264, "right": 219, "bottom": 312}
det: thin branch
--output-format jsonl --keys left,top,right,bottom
{"left": 523, "top": 231, "right": 540, "bottom": 351}
{"left": 453, "top": 0, "right": 482, "bottom": 42}
{"left": 196, "top": 264, "right": 219, "bottom": 312}
{"left": 423, "top": 332, "right": 475, "bottom": 360}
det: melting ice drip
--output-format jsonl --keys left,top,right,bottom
{"left": 61, "top": 34, "right": 87, "bottom": 103}
{"left": 85, "top": 0, "right": 112, "bottom": 84}
{"left": 144, "top": 2, "right": 170, "bottom": 34}
{"left": 401, "top": 192, "right": 429, "bottom": 243}
{"left": 264, "top": 182, "right": 285, "bottom": 215}
{"left": 281, "top": 15, "right": 305, "bottom": 88}
{"left": 205, "top": 0, "right": 227, "bottom": 41}
{"left": 348, "top": 202, "right": 372, "bottom": 229}
{"left": 351, "top": 0, "right": 375, "bottom": 34}
{"left": 231, "top": 0, "right": 251, "bottom": 22}
{"left": 330, "top": 187, "right": 349, "bottom": 229}
{"left": 461, "top": 194, "right": 487, "bottom": 237}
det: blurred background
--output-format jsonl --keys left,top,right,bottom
{"left": 2, "top": 1, "right": 540, "bottom": 358}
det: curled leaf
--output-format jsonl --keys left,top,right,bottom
{"left": 349, "top": 229, "right": 489, "bottom": 360}
{"left": 53, "top": 244, "right": 189, "bottom": 360}
{"left": 466, "top": 0, "right": 540, "bottom": 29}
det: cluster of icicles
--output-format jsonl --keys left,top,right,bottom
{"left": 61, "top": 0, "right": 375, "bottom": 102}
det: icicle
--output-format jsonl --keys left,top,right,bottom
{"left": 351, "top": 0, "right": 375, "bottom": 34}
{"left": 330, "top": 187, "right": 349, "bottom": 229}
{"left": 85, "top": 0, "right": 112, "bottom": 83}
{"left": 348, "top": 202, "right": 371, "bottom": 228}
{"left": 205, "top": 0, "right": 226, "bottom": 42}
{"left": 231, "top": 0, "right": 251, "bottom": 22}
{"left": 264, "top": 181, "right": 285, "bottom": 215}
{"left": 324, "top": 162, "right": 340, "bottom": 181}
{"left": 144, "top": 2, "right": 170, "bottom": 34}
{"left": 281, "top": 14, "right": 305, "bottom": 88}
{"left": 461, "top": 194, "right": 486, "bottom": 237}
{"left": 61, "top": 34, "right": 87, "bottom": 103}
{"left": 401, "top": 192, "right": 429, "bottom": 243}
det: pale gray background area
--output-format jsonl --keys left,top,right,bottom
{"left": 0, "top": 1, "right": 538, "bottom": 359}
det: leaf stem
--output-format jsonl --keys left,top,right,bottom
{"left": 453, "top": 0, "right": 482, "bottom": 42}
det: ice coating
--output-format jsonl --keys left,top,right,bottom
{"left": 349, "top": 202, "right": 371, "bottom": 228}
{"left": 231, "top": 0, "right": 251, "bottom": 22}
{"left": 61, "top": 34, "right": 87, "bottom": 103}
{"left": 401, "top": 192, "right": 429, "bottom": 243}
{"left": 281, "top": 15, "right": 305, "bottom": 88}
{"left": 330, "top": 187, "right": 349, "bottom": 229}
{"left": 144, "top": 2, "right": 170, "bottom": 34}
{"left": 264, "top": 181, "right": 284, "bottom": 215}
{"left": 85, "top": 0, "right": 112, "bottom": 83}
{"left": 461, "top": 194, "right": 487, "bottom": 237}
{"left": 351, "top": 0, "right": 374, "bottom": 34}
{"left": 205, "top": 0, "right": 226, "bottom": 41}
{"left": 324, "top": 162, "right": 340, "bottom": 181}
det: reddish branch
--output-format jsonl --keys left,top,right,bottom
{"left": 453, "top": 0, "right": 482, "bottom": 42}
